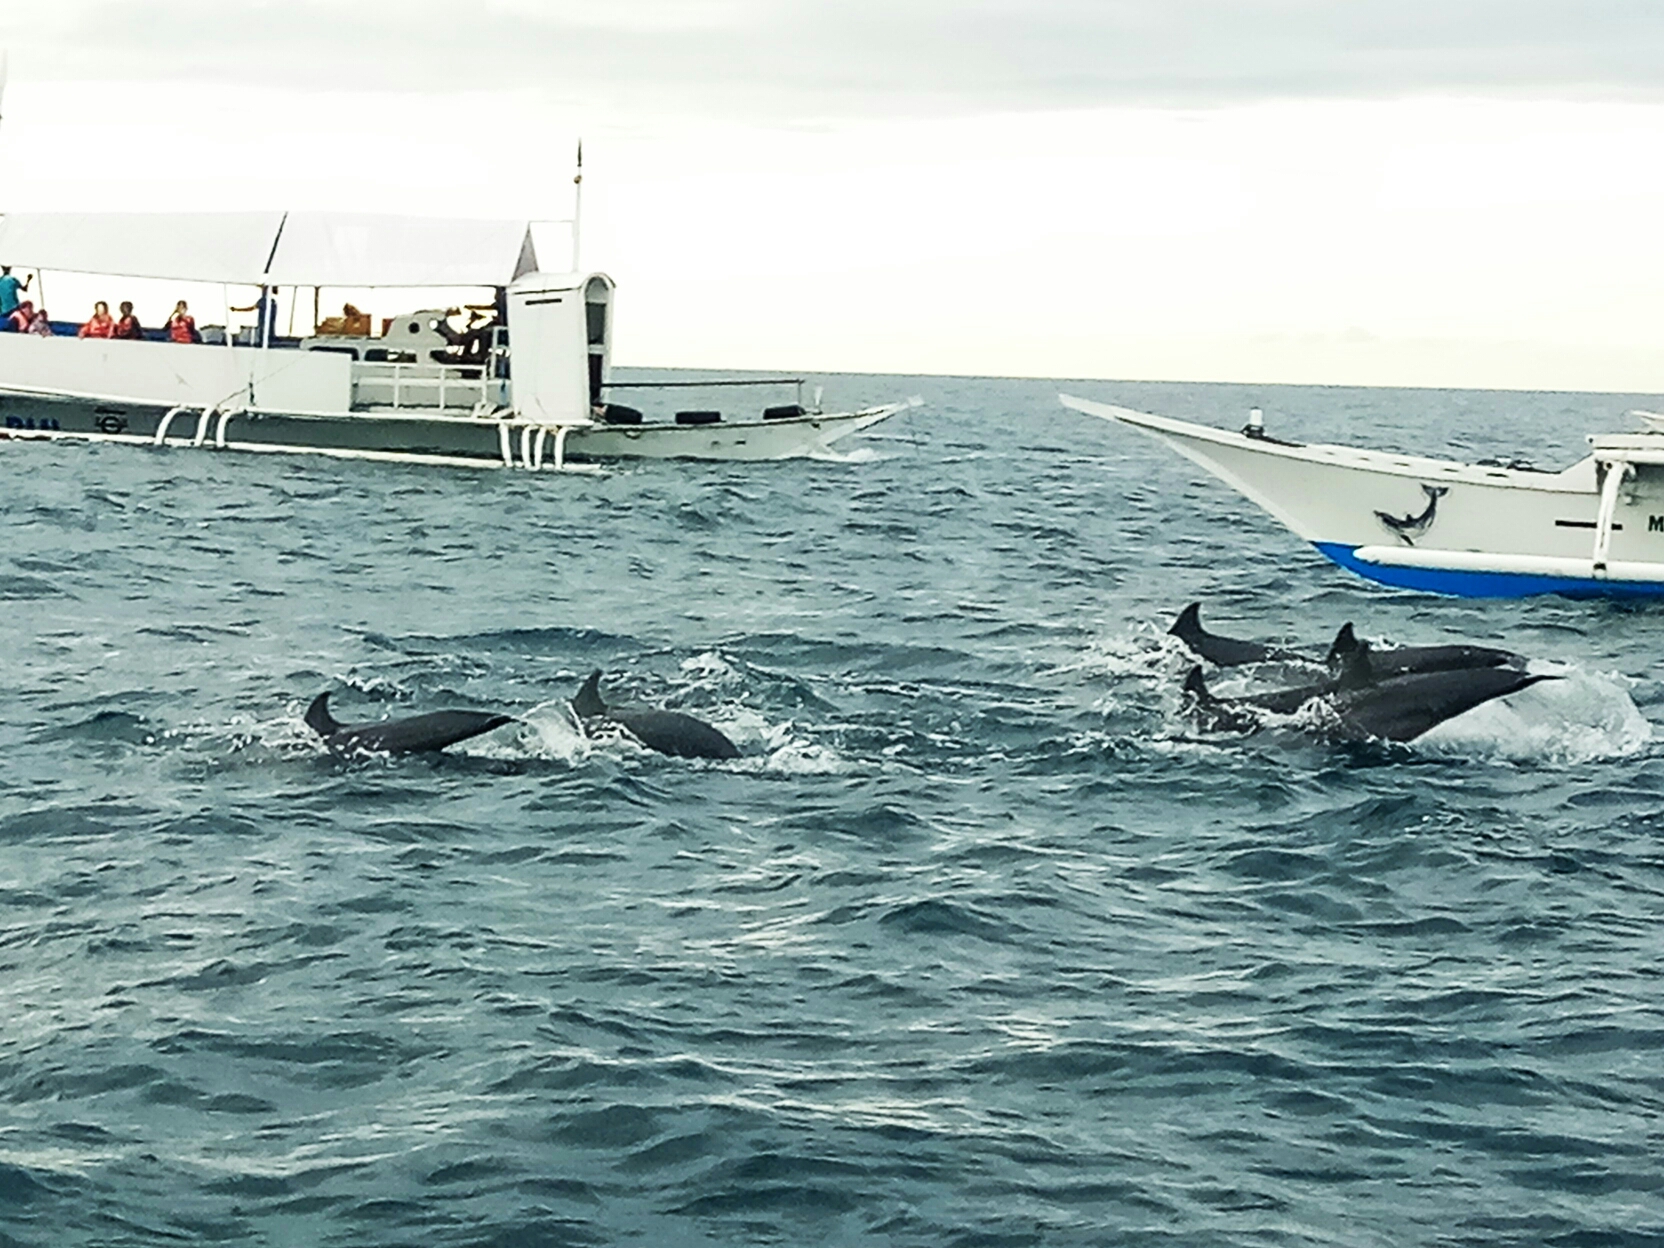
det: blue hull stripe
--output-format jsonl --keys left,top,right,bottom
{"left": 1313, "top": 542, "right": 1664, "bottom": 599}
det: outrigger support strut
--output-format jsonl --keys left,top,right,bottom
{"left": 504, "top": 422, "right": 584, "bottom": 471}
{"left": 153, "top": 405, "right": 190, "bottom": 446}
{"left": 1593, "top": 458, "right": 1632, "bottom": 577}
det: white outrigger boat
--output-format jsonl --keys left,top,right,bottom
{"left": 0, "top": 210, "right": 912, "bottom": 471}
{"left": 1062, "top": 392, "right": 1664, "bottom": 599}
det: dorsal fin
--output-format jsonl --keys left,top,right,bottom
{"left": 1181, "top": 665, "right": 1215, "bottom": 705}
{"left": 1334, "top": 637, "right": 1377, "bottom": 690}
{"left": 1169, "top": 603, "right": 1203, "bottom": 643}
{"left": 1325, "top": 622, "right": 1358, "bottom": 667}
{"left": 572, "top": 670, "right": 607, "bottom": 718}
{"left": 304, "top": 691, "right": 341, "bottom": 738}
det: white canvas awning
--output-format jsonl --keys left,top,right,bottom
{"left": 0, "top": 212, "right": 286, "bottom": 283}
{"left": 0, "top": 211, "right": 540, "bottom": 287}
{"left": 267, "top": 213, "right": 538, "bottom": 287}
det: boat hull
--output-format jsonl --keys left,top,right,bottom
{"left": 1061, "top": 392, "right": 1664, "bottom": 599}
{"left": 566, "top": 404, "right": 906, "bottom": 461}
{"left": 0, "top": 391, "right": 908, "bottom": 469}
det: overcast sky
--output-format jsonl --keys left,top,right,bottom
{"left": 6, "top": 2, "right": 1664, "bottom": 390}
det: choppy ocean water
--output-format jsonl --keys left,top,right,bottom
{"left": 3, "top": 372, "right": 1664, "bottom": 1246}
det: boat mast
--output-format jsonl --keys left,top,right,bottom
{"left": 571, "top": 140, "right": 583, "bottom": 272}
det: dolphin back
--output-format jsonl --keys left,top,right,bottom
{"left": 571, "top": 671, "right": 738, "bottom": 759}
{"left": 1372, "top": 643, "right": 1522, "bottom": 677}
{"left": 306, "top": 690, "right": 514, "bottom": 755}
{"left": 334, "top": 709, "right": 516, "bottom": 755}
{"left": 612, "top": 708, "right": 740, "bottom": 760}
{"left": 1180, "top": 666, "right": 1262, "bottom": 734}
{"left": 1171, "top": 603, "right": 1309, "bottom": 667}
{"left": 1327, "top": 622, "right": 1523, "bottom": 678}
{"left": 1331, "top": 669, "right": 1555, "bottom": 743}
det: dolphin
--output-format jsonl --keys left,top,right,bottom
{"left": 1170, "top": 604, "right": 1525, "bottom": 676}
{"left": 1168, "top": 603, "right": 1310, "bottom": 667}
{"left": 1181, "top": 639, "right": 1555, "bottom": 744}
{"left": 572, "top": 671, "right": 740, "bottom": 760}
{"left": 305, "top": 691, "right": 515, "bottom": 755}
{"left": 1324, "top": 622, "right": 1523, "bottom": 678}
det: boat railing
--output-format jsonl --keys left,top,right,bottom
{"left": 350, "top": 358, "right": 505, "bottom": 415}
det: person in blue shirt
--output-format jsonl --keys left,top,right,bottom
{"left": 0, "top": 266, "right": 32, "bottom": 327}
{"left": 231, "top": 286, "right": 279, "bottom": 344}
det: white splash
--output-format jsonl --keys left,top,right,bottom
{"left": 679, "top": 651, "right": 740, "bottom": 684}
{"left": 759, "top": 739, "right": 849, "bottom": 775}
{"left": 806, "top": 445, "right": 884, "bottom": 464}
{"left": 1414, "top": 663, "right": 1652, "bottom": 764}
{"left": 1067, "top": 628, "right": 1184, "bottom": 683}
{"left": 480, "top": 699, "right": 592, "bottom": 763}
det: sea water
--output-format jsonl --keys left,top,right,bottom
{"left": 1, "top": 373, "right": 1661, "bottom": 1246}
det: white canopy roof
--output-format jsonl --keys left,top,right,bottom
{"left": 0, "top": 211, "right": 540, "bottom": 287}
{"left": 0, "top": 212, "right": 284, "bottom": 284}
{"left": 267, "top": 214, "right": 539, "bottom": 287}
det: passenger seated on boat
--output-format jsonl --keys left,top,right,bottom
{"left": 112, "top": 301, "right": 142, "bottom": 340}
{"left": 167, "top": 301, "right": 201, "bottom": 344}
{"left": 4, "top": 300, "right": 31, "bottom": 333}
{"left": 463, "top": 311, "right": 498, "bottom": 359}
{"left": 429, "top": 306, "right": 498, "bottom": 365}
{"left": 425, "top": 307, "right": 476, "bottom": 363}
{"left": 431, "top": 308, "right": 466, "bottom": 347}
{"left": 315, "top": 303, "right": 372, "bottom": 337}
{"left": 78, "top": 301, "right": 115, "bottom": 339}
{"left": 28, "top": 307, "right": 54, "bottom": 336}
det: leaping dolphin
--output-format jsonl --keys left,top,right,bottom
{"left": 1181, "top": 639, "right": 1554, "bottom": 744}
{"left": 572, "top": 671, "right": 740, "bottom": 760}
{"left": 305, "top": 691, "right": 515, "bottom": 756}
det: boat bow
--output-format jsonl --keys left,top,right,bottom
{"left": 1061, "top": 392, "right": 1664, "bottom": 598}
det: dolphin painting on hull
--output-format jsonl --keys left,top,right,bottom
{"left": 1181, "top": 639, "right": 1554, "bottom": 744}
{"left": 572, "top": 671, "right": 740, "bottom": 760}
{"left": 1374, "top": 484, "right": 1448, "bottom": 545}
{"left": 305, "top": 691, "right": 515, "bottom": 756}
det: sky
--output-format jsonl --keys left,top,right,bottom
{"left": 5, "top": 1, "right": 1664, "bottom": 391}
